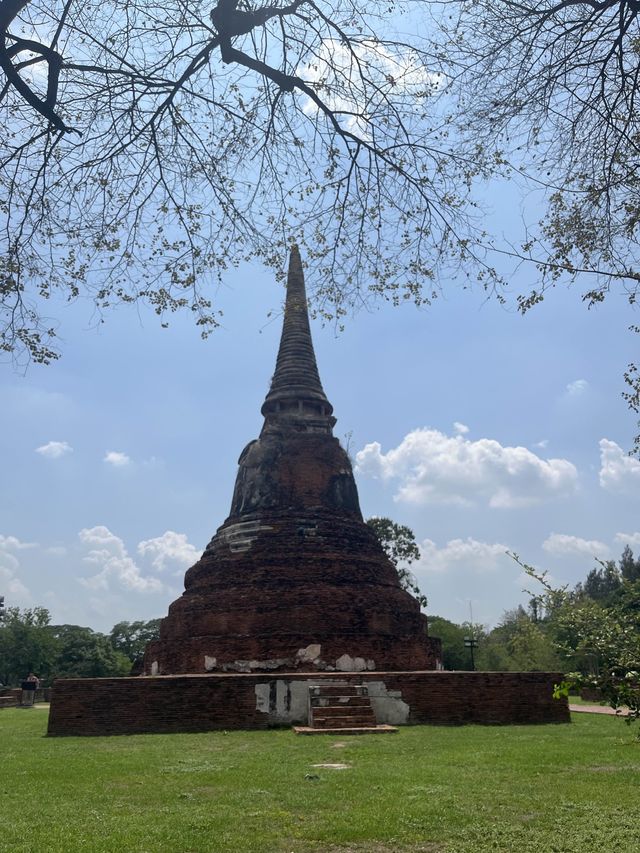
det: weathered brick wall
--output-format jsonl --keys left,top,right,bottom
{"left": 377, "top": 672, "right": 569, "bottom": 725}
{"left": 146, "top": 505, "right": 441, "bottom": 675}
{"left": 47, "top": 674, "right": 268, "bottom": 736}
{"left": 48, "top": 670, "right": 569, "bottom": 736}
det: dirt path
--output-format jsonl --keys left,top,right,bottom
{"left": 570, "top": 703, "right": 629, "bottom": 716}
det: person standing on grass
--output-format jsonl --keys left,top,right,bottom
{"left": 21, "top": 672, "right": 40, "bottom": 707}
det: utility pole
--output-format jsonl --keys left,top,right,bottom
{"left": 463, "top": 600, "right": 478, "bottom": 671}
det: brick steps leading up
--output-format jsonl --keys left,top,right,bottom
{"left": 307, "top": 681, "right": 383, "bottom": 732}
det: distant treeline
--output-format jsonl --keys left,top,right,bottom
{"left": 0, "top": 614, "right": 160, "bottom": 686}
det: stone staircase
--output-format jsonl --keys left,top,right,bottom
{"left": 310, "top": 682, "right": 376, "bottom": 728}
{"left": 294, "top": 682, "right": 397, "bottom": 735}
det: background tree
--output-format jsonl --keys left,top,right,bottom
{"left": 474, "top": 606, "right": 563, "bottom": 673}
{"left": 48, "top": 624, "right": 131, "bottom": 678}
{"left": 0, "top": 606, "right": 152, "bottom": 685}
{"left": 513, "top": 553, "right": 640, "bottom": 727}
{"left": 366, "top": 516, "right": 428, "bottom": 608}
{"left": 0, "top": 605, "right": 56, "bottom": 685}
{"left": 109, "top": 619, "right": 161, "bottom": 665}
{"left": 576, "top": 560, "right": 622, "bottom": 606}
{"left": 619, "top": 544, "right": 640, "bottom": 583}
{"left": 428, "top": 615, "right": 486, "bottom": 670}
{"left": 0, "top": 0, "right": 493, "bottom": 366}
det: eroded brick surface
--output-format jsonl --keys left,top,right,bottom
{"left": 143, "top": 249, "right": 440, "bottom": 676}
{"left": 47, "top": 671, "right": 570, "bottom": 736}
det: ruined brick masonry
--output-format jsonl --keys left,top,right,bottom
{"left": 48, "top": 247, "right": 571, "bottom": 736}
{"left": 47, "top": 671, "right": 570, "bottom": 736}
{"left": 143, "top": 246, "right": 440, "bottom": 676}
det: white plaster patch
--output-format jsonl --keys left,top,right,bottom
{"left": 204, "top": 656, "right": 217, "bottom": 671}
{"left": 366, "top": 680, "right": 410, "bottom": 725}
{"left": 296, "top": 643, "right": 321, "bottom": 663}
{"left": 254, "top": 679, "right": 313, "bottom": 723}
{"left": 255, "top": 683, "right": 270, "bottom": 715}
{"left": 226, "top": 658, "right": 291, "bottom": 672}
{"left": 335, "top": 654, "right": 368, "bottom": 672}
{"left": 150, "top": 661, "right": 159, "bottom": 676}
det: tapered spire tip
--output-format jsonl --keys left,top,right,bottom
{"left": 261, "top": 247, "right": 333, "bottom": 423}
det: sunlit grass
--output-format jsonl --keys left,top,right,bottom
{"left": 0, "top": 708, "right": 638, "bottom": 852}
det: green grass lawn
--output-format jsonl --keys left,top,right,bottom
{"left": 1, "top": 709, "right": 638, "bottom": 853}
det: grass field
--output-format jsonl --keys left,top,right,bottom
{"left": 1, "top": 708, "right": 638, "bottom": 853}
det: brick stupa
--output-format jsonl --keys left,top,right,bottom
{"left": 144, "top": 248, "right": 441, "bottom": 675}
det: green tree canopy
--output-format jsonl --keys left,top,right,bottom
{"left": 109, "top": 619, "right": 161, "bottom": 663}
{"left": 366, "top": 516, "right": 427, "bottom": 608}
{"left": 428, "top": 616, "right": 483, "bottom": 671}
{"left": 0, "top": 607, "right": 143, "bottom": 685}
{"left": 513, "top": 553, "right": 640, "bottom": 726}
{"left": 48, "top": 624, "right": 131, "bottom": 678}
{"left": 0, "top": 606, "right": 56, "bottom": 685}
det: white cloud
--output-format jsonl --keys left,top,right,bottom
{"left": 614, "top": 532, "right": 640, "bottom": 548}
{"left": 78, "top": 526, "right": 163, "bottom": 592}
{"left": 0, "top": 565, "right": 31, "bottom": 601}
{"left": 534, "top": 439, "right": 549, "bottom": 450}
{"left": 301, "top": 39, "right": 442, "bottom": 138}
{"left": 453, "top": 422, "right": 469, "bottom": 435}
{"left": 542, "top": 533, "right": 609, "bottom": 560}
{"left": 566, "top": 379, "right": 589, "bottom": 396}
{"left": 415, "top": 537, "right": 511, "bottom": 574}
{"left": 104, "top": 451, "right": 131, "bottom": 467}
{"left": 0, "top": 534, "right": 36, "bottom": 550}
{"left": 356, "top": 428, "right": 578, "bottom": 508}
{"left": 598, "top": 439, "right": 640, "bottom": 492}
{"left": 0, "top": 534, "right": 32, "bottom": 603}
{"left": 138, "top": 531, "right": 199, "bottom": 573}
{"left": 35, "top": 440, "right": 73, "bottom": 459}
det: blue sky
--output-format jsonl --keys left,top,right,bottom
{"left": 1, "top": 240, "right": 639, "bottom": 633}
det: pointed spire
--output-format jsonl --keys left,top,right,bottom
{"left": 261, "top": 246, "right": 334, "bottom": 422}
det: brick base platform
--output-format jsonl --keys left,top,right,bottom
{"left": 47, "top": 671, "right": 569, "bottom": 736}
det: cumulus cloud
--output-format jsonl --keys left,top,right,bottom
{"left": 543, "top": 533, "right": 609, "bottom": 560}
{"left": 104, "top": 451, "right": 131, "bottom": 467}
{"left": 35, "top": 440, "right": 73, "bottom": 458}
{"left": 356, "top": 428, "right": 578, "bottom": 508}
{"left": 614, "top": 531, "right": 640, "bottom": 548}
{"left": 138, "top": 531, "right": 199, "bottom": 573}
{"left": 78, "top": 526, "right": 163, "bottom": 592}
{"left": 0, "top": 534, "right": 32, "bottom": 601}
{"left": 0, "top": 534, "right": 35, "bottom": 550}
{"left": 416, "top": 537, "right": 510, "bottom": 574}
{"left": 566, "top": 379, "right": 589, "bottom": 396}
{"left": 599, "top": 439, "right": 640, "bottom": 492}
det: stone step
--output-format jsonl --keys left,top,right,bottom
{"left": 309, "top": 696, "right": 371, "bottom": 708}
{"left": 309, "top": 684, "right": 368, "bottom": 697}
{"left": 294, "top": 725, "right": 398, "bottom": 736}
{"left": 312, "top": 714, "right": 377, "bottom": 728}
{"left": 308, "top": 681, "right": 377, "bottom": 730}
{"left": 312, "top": 704, "right": 376, "bottom": 718}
